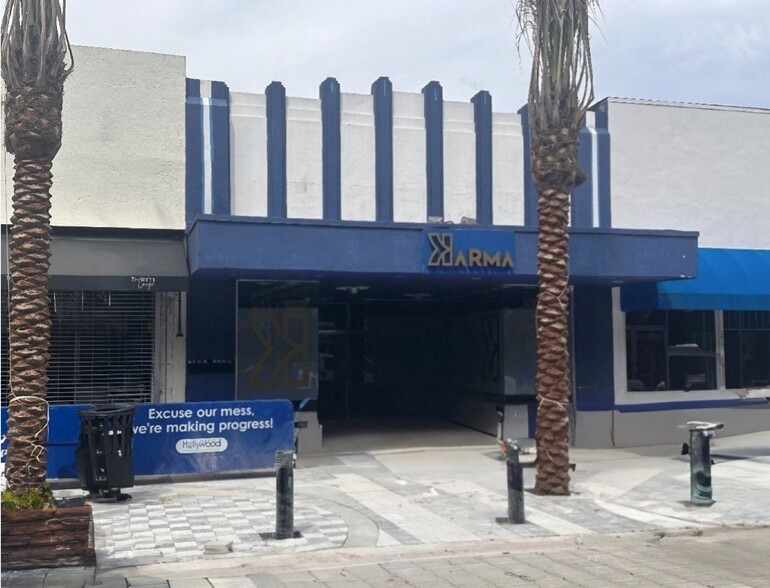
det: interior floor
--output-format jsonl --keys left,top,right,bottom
{"left": 315, "top": 416, "right": 496, "bottom": 455}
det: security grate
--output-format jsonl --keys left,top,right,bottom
{"left": 1, "top": 290, "right": 155, "bottom": 405}
{"left": 724, "top": 310, "right": 770, "bottom": 331}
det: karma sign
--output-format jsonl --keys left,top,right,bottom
{"left": 0, "top": 400, "right": 295, "bottom": 479}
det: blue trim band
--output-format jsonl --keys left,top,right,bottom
{"left": 372, "top": 77, "right": 394, "bottom": 222}
{"left": 593, "top": 103, "right": 612, "bottom": 228}
{"left": 518, "top": 105, "right": 537, "bottom": 226}
{"left": 423, "top": 81, "right": 444, "bottom": 219}
{"left": 571, "top": 126, "right": 593, "bottom": 227}
{"left": 320, "top": 78, "right": 342, "bottom": 221}
{"left": 188, "top": 217, "right": 697, "bottom": 282}
{"left": 471, "top": 91, "right": 493, "bottom": 225}
{"left": 210, "top": 81, "right": 231, "bottom": 216}
{"left": 616, "top": 397, "right": 767, "bottom": 413}
{"left": 266, "top": 81, "right": 287, "bottom": 218}
{"left": 185, "top": 78, "right": 203, "bottom": 224}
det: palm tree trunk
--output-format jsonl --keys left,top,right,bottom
{"left": 533, "top": 128, "right": 581, "bottom": 496}
{"left": 4, "top": 157, "right": 53, "bottom": 495}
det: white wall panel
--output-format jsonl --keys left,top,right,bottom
{"left": 443, "top": 101, "right": 476, "bottom": 223}
{"left": 286, "top": 97, "right": 322, "bottom": 219}
{"left": 492, "top": 112, "right": 524, "bottom": 226}
{"left": 393, "top": 92, "right": 426, "bottom": 222}
{"left": 230, "top": 92, "right": 267, "bottom": 217}
{"left": 341, "top": 93, "right": 376, "bottom": 221}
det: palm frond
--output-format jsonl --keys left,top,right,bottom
{"left": 516, "top": 0, "right": 599, "bottom": 137}
{"left": 1, "top": 0, "right": 73, "bottom": 90}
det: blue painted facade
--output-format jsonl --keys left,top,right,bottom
{"left": 4, "top": 62, "right": 767, "bottom": 486}
{"left": 471, "top": 91, "right": 493, "bottom": 225}
{"left": 573, "top": 287, "right": 615, "bottom": 411}
{"left": 185, "top": 80, "right": 231, "bottom": 220}
{"left": 422, "top": 81, "right": 444, "bottom": 220}
{"left": 210, "top": 81, "right": 231, "bottom": 216}
{"left": 186, "top": 279, "right": 236, "bottom": 402}
{"left": 266, "top": 81, "right": 288, "bottom": 218}
{"left": 187, "top": 217, "right": 696, "bottom": 282}
{"left": 372, "top": 77, "right": 394, "bottom": 222}
{"left": 320, "top": 78, "right": 342, "bottom": 220}
{"left": 185, "top": 78, "right": 203, "bottom": 223}
{"left": 175, "top": 75, "right": 764, "bottom": 450}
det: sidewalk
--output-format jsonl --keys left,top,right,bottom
{"left": 2, "top": 430, "right": 769, "bottom": 586}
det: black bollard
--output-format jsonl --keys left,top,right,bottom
{"left": 685, "top": 421, "right": 724, "bottom": 505}
{"left": 689, "top": 428, "right": 714, "bottom": 505}
{"left": 275, "top": 450, "right": 295, "bottom": 539}
{"left": 506, "top": 440, "right": 526, "bottom": 524}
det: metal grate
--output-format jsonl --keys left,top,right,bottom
{"left": 725, "top": 310, "right": 770, "bottom": 331}
{"left": 1, "top": 290, "right": 155, "bottom": 405}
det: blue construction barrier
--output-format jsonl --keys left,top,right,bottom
{"left": 1, "top": 399, "right": 294, "bottom": 479}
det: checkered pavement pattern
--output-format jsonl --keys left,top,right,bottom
{"left": 92, "top": 492, "right": 348, "bottom": 567}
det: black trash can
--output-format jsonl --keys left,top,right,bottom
{"left": 76, "top": 404, "right": 136, "bottom": 499}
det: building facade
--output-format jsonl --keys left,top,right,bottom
{"left": 2, "top": 46, "right": 768, "bottom": 452}
{"left": 1, "top": 46, "right": 188, "bottom": 409}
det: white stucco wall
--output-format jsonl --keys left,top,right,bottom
{"left": 153, "top": 291, "right": 187, "bottom": 403}
{"left": 443, "top": 101, "right": 476, "bottom": 223}
{"left": 393, "top": 92, "right": 427, "bottom": 222}
{"left": 286, "top": 97, "right": 323, "bottom": 219}
{"left": 341, "top": 93, "right": 376, "bottom": 221}
{"left": 492, "top": 112, "right": 524, "bottom": 226}
{"left": 2, "top": 46, "right": 186, "bottom": 229}
{"left": 230, "top": 92, "right": 268, "bottom": 217}
{"left": 607, "top": 99, "right": 770, "bottom": 248}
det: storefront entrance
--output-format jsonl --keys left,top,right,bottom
{"left": 234, "top": 279, "right": 538, "bottom": 451}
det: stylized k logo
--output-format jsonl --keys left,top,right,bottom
{"left": 248, "top": 308, "right": 310, "bottom": 388}
{"left": 427, "top": 233, "right": 453, "bottom": 266}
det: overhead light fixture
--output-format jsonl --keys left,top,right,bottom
{"left": 404, "top": 293, "right": 432, "bottom": 300}
{"left": 336, "top": 286, "right": 370, "bottom": 295}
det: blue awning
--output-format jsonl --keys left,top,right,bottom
{"left": 621, "top": 248, "right": 770, "bottom": 311}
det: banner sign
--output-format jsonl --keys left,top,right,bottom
{"left": 423, "top": 229, "right": 515, "bottom": 274}
{"left": 1, "top": 400, "right": 294, "bottom": 479}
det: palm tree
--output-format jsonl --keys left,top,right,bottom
{"left": 2, "top": 0, "right": 73, "bottom": 497}
{"left": 516, "top": 0, "right": 598, "bottom": 495}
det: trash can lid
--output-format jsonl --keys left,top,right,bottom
{"left": 683, "top": 420, "right": 725, "bottom": 431}
{"left": 77, "top": 404, "right": 136, "bottom": 417}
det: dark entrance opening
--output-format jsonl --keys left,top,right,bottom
{"left": 236, "top": 279, "right": 537, "bottom": 452}
{"left": 318, "top": 301, "right": 511, "bottom": 422}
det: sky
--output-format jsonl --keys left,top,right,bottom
{"left": 64, "top": 0, "right": 770, "bottom": 112}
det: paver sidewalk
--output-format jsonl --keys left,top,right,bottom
{"left": 5, "top": 526, "right": 770, "bottom": 587}
{"left": 2, "top": 430, "right": 769, "bottom": 586}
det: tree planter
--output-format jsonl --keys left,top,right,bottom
{"left": 1, "top": 500, "right": 96, "bottom": 571}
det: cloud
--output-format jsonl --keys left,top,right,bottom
{"left": 64, "top": 0, "right": 770, "bottom": 110}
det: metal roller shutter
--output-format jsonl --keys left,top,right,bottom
{"left": 1, "top": 290, "right": 155, "bottom": 405}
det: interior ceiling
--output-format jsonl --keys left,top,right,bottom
{"left": 237, "top": 276, "right": 539, "bottom": 306}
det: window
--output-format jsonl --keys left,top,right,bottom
{"left": 2, "top": 290, "right": 155, "bottom": 405}
{"left": 724, "top": 311, "right": 770, "bottom": 389}
{"left": 626, "top": 310, "right": 716, "bottom": 392}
